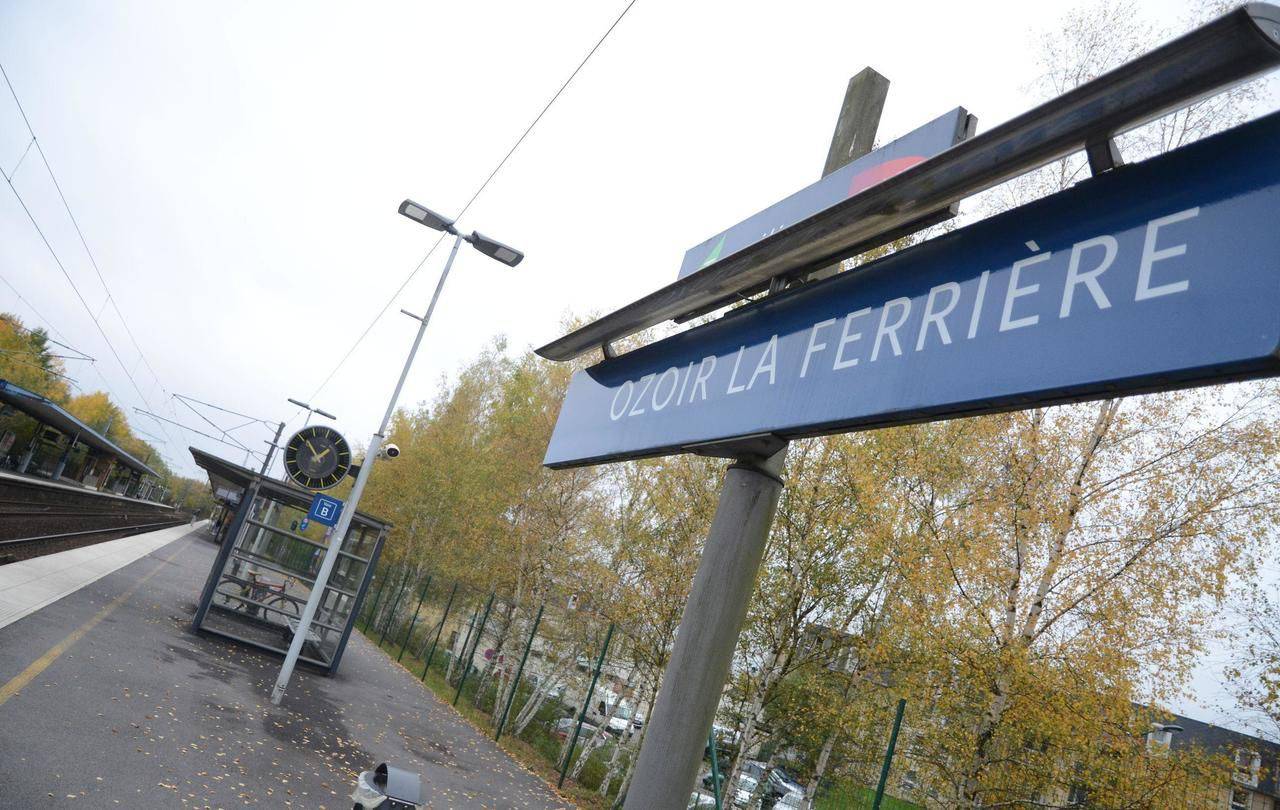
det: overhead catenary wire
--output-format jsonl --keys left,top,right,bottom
{"left": 172, "top": 392, "right": 274, "bottom": 427}
{"left": 170, "top": 392, "right": 282, "bottom": 473}
{"left": 0, "top": 59, "right": 199, "bottom": 476}
{"left": 172, "top": 395, "right": 256, "bottom": 456}
{"left": 0, "top": 272, "right": 126, "bottom": 409}
{"left": 0, "top": 347, "right": 92, "bottom": 362}
{"left": 0, "top": 268, "right": 162, "bottom": 452}
{"left": 7, "top": 135, "right": 34, "bottom": 179}
{"left": 299, "top": 0, "right": 641, "bottom": 413}
{"left": 0, "top": 353, "right": 80, "bottom": 386}
{"left": 2, "top": 318, "right": 95, "bottom": 360}
{"left": 4, "top": 260, "right": 211, "bottom": 477}
{"left": 134, "top": 408, "right": 266, "bottom": 463}
{"left": 0, "top": 60, "right": 172, "bottom": 404}
{"left": 0, "top": 270, "right": 93, "bottom": 359}
{"left": 0, "top": 162, "right": 179, "bottom": 453}
{"left": 1, "top": 311, "right": 98, "bottom": 362}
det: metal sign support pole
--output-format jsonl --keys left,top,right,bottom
{"left": 624, "top": 71, "right": 888, "bottom": 808}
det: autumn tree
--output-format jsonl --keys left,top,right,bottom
{"left": 856, "top": 2, "right": 1280, "bottom": 804}
{"left": 589, "top": 453, "right": 724, "bottom": 802}
{"left": 719, "top": 434, "right": 907, "bottom": 801}
{"left": 1226, "top": 586, "right": 1280, "bottom": 741}
{"left": 0, "top": 313, "right": 71, "bottom": 403}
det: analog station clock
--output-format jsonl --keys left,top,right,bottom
{"left": 283, "top": 425, "right": 352, "bottom": 490}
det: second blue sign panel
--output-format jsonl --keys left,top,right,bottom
{"left": 546, "top": 110, "right": 1280, "bottom": 468}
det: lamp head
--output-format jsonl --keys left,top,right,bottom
{"left": 466, "top": 230, "right": 524, "bottom": 267}
{"left": 398, "top": 199, "right": 458, "bottom": 234}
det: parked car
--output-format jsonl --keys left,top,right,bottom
{"left": 767, "top": 768, "right": 805, "bottom": 802}
{"left": 732, "top": 774, "right": 761, "bottom": 807}
{"left": 605, "top": 703, "right": 647, "bottom": 736}
{"left": 573, "top": 687, "right": 645, "bottom": 736}
{"left": 773, "top": 791, "right": 807, "bottom": 809}
{"left": 740, "top": 760, "right": 768, "bottom": 786}
{"left": 688, "top": 788, "right": 718, "bottom": 808}
{"left": 550, "top": 716, "right": 599, "bottom": 741}
{"left": 526, "top": 673, "right": 566, "bottom": 702}
{"left": 702, "top": 762, "right": 789, "bottom": 808}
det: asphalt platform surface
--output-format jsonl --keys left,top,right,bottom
{"left": 0, "top": 526, "right": 572, "bottom": 808}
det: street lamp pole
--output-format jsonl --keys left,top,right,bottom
{"left": 287, "top": 398, "right": 337, "bottom": 428}
{"left": 270, "top": 201, "right": 521, "bottom": 705}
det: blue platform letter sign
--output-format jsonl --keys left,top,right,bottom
{"left": 307, "top": 493, "right": 344, "bottom": 527}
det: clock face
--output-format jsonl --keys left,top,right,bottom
{"left": 284, "top": 426, "right": 351, "bottom": 490}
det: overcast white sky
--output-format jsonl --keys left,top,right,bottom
{"left": 1, "top": 0, "right": 1276, "bottom": 730}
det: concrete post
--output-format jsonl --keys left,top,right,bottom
{"left": 624, "top": 70, "right": 888, "bottom": 808}
{"left": 803, "top": 67, "right": 890, "bottom": 286}
{"left": 821, "top": 67, "right": 890, "bottom": 177}
{"left": 623, "top": 448, "right": 786, "bottom": 809}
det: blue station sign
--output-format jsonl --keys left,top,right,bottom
{"left": 545, "top": 110, "right": 1280, "bottom": 468}
{"left": 307, "top": 493, "right": 344, "bottom": 528}
{"left": 676, "top": 108, "right": 973, "bottom": 281}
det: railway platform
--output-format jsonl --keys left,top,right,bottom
{"left": 0, "top": 524, "right": 571, "bottom": 808}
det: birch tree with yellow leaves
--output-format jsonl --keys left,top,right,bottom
{"left": 879, "top": 387, "right": 1280, "bottom": 806}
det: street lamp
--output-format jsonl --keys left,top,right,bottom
{"left": 270, "top": 198, "right": 524, "bottom": 705}
{"left": 396, "top": 199, "right": 524, "bottom": 267}
{"left": 287, "top": 397, "right": 337, "bottom": 426}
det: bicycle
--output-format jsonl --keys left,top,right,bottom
{"left": 214, "top": 570, "right": 301, "bottom": 622}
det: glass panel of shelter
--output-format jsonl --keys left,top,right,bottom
{"left": 209, "top": 491, "right": 374, "bottom": 666}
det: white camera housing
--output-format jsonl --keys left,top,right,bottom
{"left": 382, "top": 443, "right": 401, "bottom": 459}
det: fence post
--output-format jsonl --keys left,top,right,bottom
{"left": 422, "top": 582, "right": 458, "bottom": 679}
{"left": 495, "top": 602, "right": 544, "bottom": 741}
{"left": 453, "top": 592, "right": 495, "bottom": 706}
{"left": 397, "top": 575, "right": 432, "bottom": 663}
{"left": 558, "top": 622, "right": 615, "bottom": 789}
{"left": 378, "top": 570, "right": 413, "bottom": 647}
{"left": 872, "top": 699, "right": 907, "bottom": 810}
{"left": 361, "top": 575, "right": 388, "bottom": 632}
{"left": 709, "top": 727, "right": 722, "bottom": 810}
{"left": 452, "top": 609, "right": 480, "bottom": 682}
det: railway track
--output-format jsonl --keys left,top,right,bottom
{"left": 0, "top": 519, "right": 189, "bottom": 565}
{"left": 0, "top": 472, "right": 188, "bottom": 565}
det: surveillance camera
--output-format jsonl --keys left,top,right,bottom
{"left": 383, "top": 443, "right": 401, "bottom": 459}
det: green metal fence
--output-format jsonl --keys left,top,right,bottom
{"left": 355, "top": 566, "right": 1216, "bottom": 809}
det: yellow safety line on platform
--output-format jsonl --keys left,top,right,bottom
{"left": 0, "top": 546, "right": 182, "bottom": 707}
